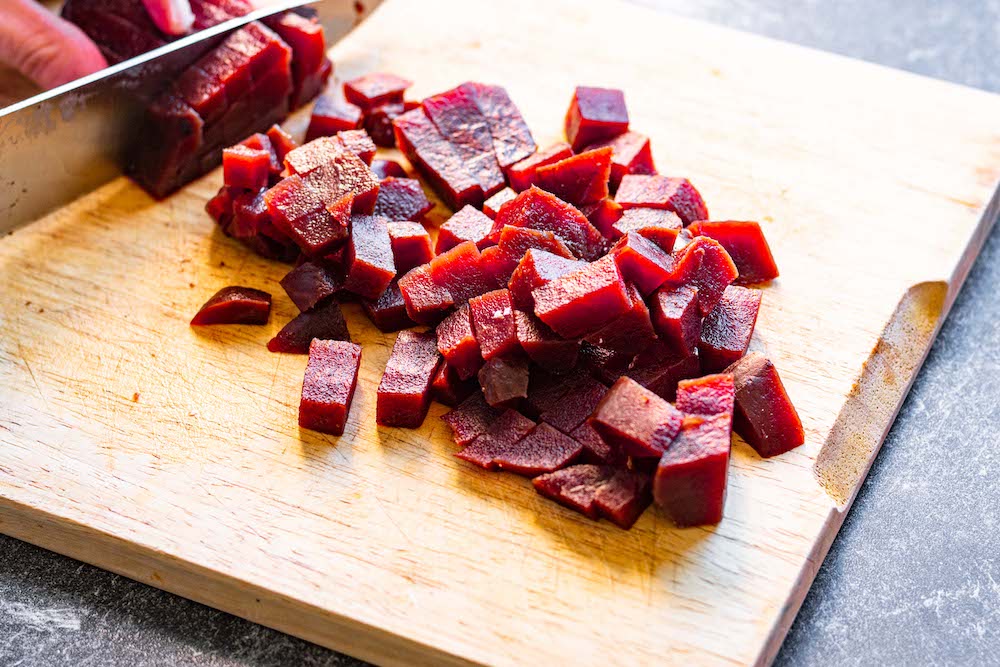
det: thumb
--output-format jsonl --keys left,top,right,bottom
{"left": 142, "top": 0, "right": 195, "bottom": 36}
{"left": 0, "top": 0, "right": 108, "bottom": 90}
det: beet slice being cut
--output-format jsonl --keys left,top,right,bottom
{"left": 436, "top": 304, "right": 484, "bottom": 380}
{"left": 650, "top": 284, "right": 701, "bottom": 357}
{"left": 725, "top": 352, "right": 804, "bottom": 458}
{"left": 514, "top": 310, "right": 580, "bottom": 373}
{"left": 564, "top": 86, "right": 629, "bottom": 152}
{"left": 625, "top": 341, "right": 701, "bottom": 401}
{"left": 376, "top": 330, "right": 442, "bottom": 428}
{"left": 533, "top": 255, "right": 631, "bottom": 338}
{"left": 268, "top": 299, "right": 350, "bottom": 353}
{"left": 688, "top": 220, "right": 779, "bottom": 284}
{"left": 491, "top": 187, "right": 605, "bottom": 261}
{"left": 699, "top": 285, "right": 762, "bottom": 373}
{"left": 459, "top": 422, "right": 582, "bottom": 476}
{"left": 436, "top": 205, "right": 495, "bottom": 254}
{"left": 508, "top": 249, "right": 586, "bottom": 312}
{"left": 191, "top": 286, "right": 271, "bottom": 325}
{"left": 533, "top": 147, "right": 613, "bottom": 208}
{"left": 469, "top": 289, "right": 520, "bottom": 361}
{"left": 306, "top": 94, "right": 362, "bottom": 141}
{"left": 615, "top": 175, "right": 708, "bottom": 226}
{"left": 460, "top": 82, "right": 537, "bottom": 169}
{"left": 582, "top": 282, "right": 657, "bottom": 357}
{"left": 455, "top": 409, "right": 536, "bottom": 467}
{"left": 373, "top": 177, "right": 433, "bottom": 222}
{"left": 478, "top": 355, "right": 530, "bottom": 408}
{"left": 361, "top": 280, "right": 415, "bottom": 332}
{"left": 676, "top": 373, "right": 736, "bottom": 417}
{"left": 344, "top": 72, "right": 413, "bottom": 111}
{"left": 371, "top": 159, "right": 407, "bottom": 180}
{"left": 505, "top": 142, "right": 573, "bottom": 192}
{"left": 533, "top": 464, "right": 651, "bottom": 529}
{"left": 280, "top": 260, "right": 343, "bottom": 312}
{"left": 609, "top": 231, "right": 673, "bottom": 295}
{"left": 579, "top": 198, "right": 624, "bottom": 239}
{"left": 298, "top": 339, "right": 362, "bottom": 435}
{"left": 223, "top": 145, "right": 270, "bottom": 190}
{"left": 343, "top": 214, "right": 396, "bottom": 300}
{"left": 483, "top": 187, "right": 517, "bottom": 219}
{"left": 653, "top": 413, "right": 732, "bottom": 527}
{"left": 441, "top": 392, "right": 503, "bottom": 447}
{"left": 431, "top": 361, "right": 478, "bottom": 408}
{"left": 386, "top": 220, "right": 433, "bottom": 274}
{"left": 584, "top": 131, "right": 656, "bottom": 191}
{"left": 590, "top": 376, "right": 683, "bottom": 458}
{"left": 398, "top": 264, "right": 455, "bottom": 325}
{"left": 265, "top": 11, "right": 331, "bottom": 109}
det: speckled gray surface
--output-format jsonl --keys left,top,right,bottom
{"left": 2, "top": 2, "right": 999, "bottom": 665}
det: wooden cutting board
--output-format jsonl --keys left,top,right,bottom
{"left": 2, "top": 1, "right": 999, "bottom": 664}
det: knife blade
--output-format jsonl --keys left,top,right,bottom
{"left": 0, "top": 0, "right": 380, "bottom": 234}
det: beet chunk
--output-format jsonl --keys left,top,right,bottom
{"left": 268, "top": 299, "right": 350, "bottom": 353}
{"left": 579, "top": 198, "right": 624, "bottom": 239}
{"left": 431, "top": 362, "right": 478, "bottom": 407}
{"left": 298, "top": 340, "right": 362, "bottom": 435}
{"left": 540, "top": 374, "right": 608, "bottom": 435}
{"left": 459, "top": 422, "right": 582, "bottom": 476}
{"left": 371, "top": 159, "right": 407, "bottom": 180}
{"left": 481, "top": 226, "right": 576, "bottom": 287}
{"left": 492, "top": 187, "right": 605, "bottom": 261}
{"left": 456, "top": 409, "right": 536, "bottom": 467}
{"left": 263, "top": 175, "right": 347, "bottom": 257}
{"left": 582, "top": 283, "right": 657, "bottom": 357}
{"left": 514, "top": 310, "right": 580, "bottom": 372}
{"left": 393, "top": 108, "right": 483, "bottom": 210}
{"left": 306, "top": 94, "right": 362, "bottom": 141}
{"left": 613, "top": 208, "right": 682, "bottom": 255}
{"left": 223, "top": 145, "right": 270, "bottom": 190}
{"left": 373, "top": 177, "right": 433, "bottom": 222}
{"left": 616, "top": 175, "right": 708, "bottom": 226}
{"left": 626, "top": 341, "right": 701, "bottom": 401}
{"left": 478, "top": 355, "right": 530, "bottom": 408}
{"left": 610, "top": 231, "right": 673, "bottom": 295}
{"left": 398, "top": 264, "right": 455, "bottom": 325}
{"left": 376, "top": 330, "right": 442, "bottom": 428}
{"left": 460, "top": 82, "right": 537, "bottom": 169}
{"left": 509, "top": 249, "right": 586, "bottom": 311}
{"left": 688, "top": 221, "right": 779, "bottom": 284}
{"left": 191, "top": 286, "right": 271, "bottom": 325}
{"left": 650, "top": 284, "right": 701, "bottom": 356}
{"left": 725, "top": 353, "right": 804, "bottom": 457}
{"left": 386, "top": 220, "right": 433, "bottom": 273}
{"left": 267, "top": 124, "right": 297, "bottom": 162}
{"left": 429, "top": 241, "right": 493, "bottom": 304}
{"left": 344, "top": 72, "right": 413, "bottom": 110}
{"left": 585, "top": 131, "right": 656, "bottom": 191}
{"left": 533, "top": 464, "right": 651, "bottom": 529}
{"left": 505, "top": 142, "right": 574, "bottom": 192}
{"left": 676, "top": 373, "right": 736, "bottom": 417}
{"left": 441, "top": 392, "right": 503, "bottom": 446}
{"left": 591, "top": 377, "right": 683, "bottom": 458}
{"left": 699, "top": 285, "right": 762, "bottom": 372}
{"left": 483, "top": 187, "right": 516, "bottom": 219}
{"left": 436, "top": 304, "right": 483, "bottom": 380}
{"left": 534, "top": 147, "right": 613, "bottom": 207}
{"left": 334, "top": 129, "right": 377, "bottom": 166}
{"left": 579, "top": 342, "right": 634, "bottom": 386}
{"left": 436, "top": 206, "right": 494, "bottom": 254}
{"left": 570, "top": 422, "right": 618, "bottom": 465}
{"left": 238, "top": 133, "right": 282, "bottom": 181}
{"left": 361, "top": 280, "right": 415, "bottom": 332}
{"left": 469, "top": 289, "right": 519, "bottom": 360}
{"left": 653, "top": 414, "right": 731, "bottom": 527}
{"left": 280, "top": 260, "right": 342, "bottom": 312}
{"left": 564, "top": 86, "right": 629, "bottom": 152}
{"left": 533, "top": 256, "right": 630, "bottom": 338}
{"left": 344, "top": 215, "right": 396, "bottom": 300}
{"left": 363, "top": 101, "right": 418, "bottom": 148}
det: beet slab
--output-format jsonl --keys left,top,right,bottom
{"left": 539, "top": 373, "right": 608, "bottom": 435}
{"left": 376, "top": 330, "right": 442, "bottom": 428}
{"left": 335, "top": 129, "right": 377, "bottom": 165}
{"left": 441, "top": 392, "right": 503, "bottom": 447}
{"left": 506, "top": 142, "right": 573, "bottom": 192}
{"left": 191, "top": 286, "right": 271, "bottom": 325}
{"left": 492, "top": 187, "right": 605, "bottom": 261}
{"left": 344, "top": 72, "right": 413, "bottom": 110}
{"left": 482, "top": 225, "right": 576, "bottom": 286}
{"left": 590, "top": 376, "right": 683, "bottom": 458}
{"left": 478, "top": 355, "right": 530, "bottom": 408}
{"left": 436, "top": 206, "right": 495, "bottom": 254}
{"left": 533, "top": 464, "right": 651, "bottom": 529}
{"left": 688, "top": 221, "right": 779, "bottom": 284}
{"left": 364, "top": 101, "right": 419, "bottom": 148}
{"left": 459, "top": 422, "right": 582, "bottom": 476}
{"left": 455, "top": 409, "right": 536, "bottom": 466}
{"left": 298, "top": 340, "right": 362, "bottom": 435}
{"left": 361, "top": 280, "right": 415, "bottom": 332}
{"left": 344, "top": 215, "right": 396, "bottom": 300}
{"left": 725, "top": 352, "right": 805, "bottom": 457}
{"left": 268, "top": 299, "right": 350, "bottom": 353}
{"left": 265, "top": 11, "right": 332, "bottom": 109}
{"left": 676, "top": 373, "right": 736, "bottom": 417}
{"left": 428, "top": 241, "right": 493, "bottom": 304}
{"left": 653, "top": 414, "right": 731, "bottom": 527}
{"left": 373, "top": 177, "right": 433, "bottom": 221}
{"left": 699, "top": 285, "right": 762, "bottom": 372}
{"left": 585, "top": 131, "right": 656, "bottom": 191}
{"left": 280, "top": 260, "right": 342, "bottom": 312}
{"left": 613, "top": 208, "right": 682, "bottom": 253}
{"left": 460, "top": 82, "right": 537, "bottom": 169}
{"left": 616, "top": 175, "right": 709, "bottom": 226}
{"left": 436, "top": 304, "right": 483, "bottom": 380}
{"left": 469, "top": 289, "right": 519, "bottom": 360}
{"left": 533, "top": 255, "right": 630, "bottom": 338}
{"left": 386, "top": 220, "right": 433, "bottom": 274}
{"left": 650, "top": 284, "right": 701, "bottom": 356}
{"left": 306, "top": 94, "right": 362, "bottom": 141}
{"left": 533, "top": 147, "right": 613, "bottom": 207}
{"left": 564, "top": 86, "right": 629, "bottom": 152}
{"left": 483, "top": 187, "right": 517, "bottom": 219}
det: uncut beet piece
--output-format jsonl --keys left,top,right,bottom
{"left": 582, "top": 283, "right": 657, "bottom": 357}
{"left": 376, "top": 330, "right": 442, "bottom": 428}
{"left": 533, "top": 464, "right": 651, "bottom": 529}
{"left": 298, "top": 339, "right": 362, "bottom": 435}
{"left": 509, "top": 249, "right": 586, "bottom": 312}
{"left": 386, "top": 220, "right": 433, "bottom": 273}
{"left": 533, "top": 255, "right": 630, "bottom": 338}
{"left": 579, "top": 342, "right": 634, "bottom": 386}
{"left": 371, "top": 159, "right": 407, "bottom": 180}
{"left": 432, "top": 361, "right": 478, "bottom": 407}
{"left": 268, "top": 299, "right": 350, "bottom": 353}
{"left": 191, "top": 286, "right": 271, "bottom": 325}
{"left": 505, "top": 142, "right": 574, "bottom": 192}
{"left": 343, "top": 215, "right": 396, "bottom": 300}
{"left": 653, "top": 414, "right": 731, "bottom": 527}
{"left": 344, "top": 72, "right": 413, "bottom": 110}
{"left": 393, "top": 108, "right": 482, "bottom": 210}
{"left": 610, "top": 231, "right": 673, "bottom": 295}
{"left": 436, "top": 205, "right": 494, "bottom": 254}
{"left": 460, "top": 82, "right": 536, "bottom": 169}
{"left": 626, "top": 341, "right": 701, "bottom": 401}
{"left": 699, "top": 285, "right": 762, "bottom": 373}
{"left": 590, "top": 377, "right": 683, "bottom": 458}
{"left": 676, "top": 373, "right": 735, "bottom": 417}
{"left": 361, "top": 280, "right": 415, "bottom": 332}
{"left": 456, "top": 409, "right": 536, "bottom": 466}
{"left": 306, "top": 94, "right": 362, "bottom": 141}
{"left": 280, "top": 260, "right": 343, "bottom": 312}
{"left": 429, "top": 241, "right": 493, "bottom": 304}
{"left": 436, "top": 304, "right": 483, "bottom": 380}
{"left": 540, "top": 374, "right": 608, "bottom": 435}
{"left": 613, "top": 207, "right": 682, "bottom": 253}
{"left": 514, "top": 310, "right": 580, "bottom": 372}
{"left": 398, "top": 264, "right": 455, "bottom": 325}
{"left": 441, "top": 392, "right": 502, "bottom": 446}
{"left": 534, "top": 147, "right": 613, "bottom": 208}
{"left": 616, "top": 175, "right": 708, "bottom": 226}
{"left": 585, "top": 131, "right": 656, "bottom": 192}
{"left": 373, "top": 177, "right": 433, "bottom": 222}
{"left": 688, "top": 221, "right": 779, "bottom": 284}
{"left": 483, "top": 187, "right": 516, "bottom": 219}
{"left": 460, "top": 422, "right": 582, "bottom": 476}
{"left": 650, "top": 284, "right": 701, "bottom": 356}
{"left": 580, "top": 198, "right": 624, "bottom": 239}
{"left": 469, "top": 289, "right": 519, "bottom": 361}
{"left": 478, "top": 355, "right": 530, "bottom": 408}
{"left": 564, "top": 86, "right": 629, "bottom": 152}
{"left": 364, "top": 101, "right": 418, "bottom": 148}
{"left": 491, "top": 187, "right": 605, "bottom": 261}
{"left": 267, "top": 124, "right": 297, "bottom": 163}
{"left": 725, "top": 352, "right": 804, "bottom": 457}
{"left": 334, "top": 129, "right": 377, "bottom": 166}
{"left": 223, "top": 145, "right": 271, "bottom": 190}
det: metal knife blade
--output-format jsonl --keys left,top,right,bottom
{"left": 0, "top": 0, "right": 380, "bottom": 234}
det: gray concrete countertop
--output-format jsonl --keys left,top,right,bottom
{"left": 2, "top": 1, "right": 999, "bottom": 665}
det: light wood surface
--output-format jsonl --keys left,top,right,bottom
{"left": 2, "top": 1, "right": 999, "bottom": 665}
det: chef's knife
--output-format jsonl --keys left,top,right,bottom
{"left": 0, "top": 0, "right": 381, "bottom": 234}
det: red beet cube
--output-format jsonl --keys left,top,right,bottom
{"left": 223, "top": 145, "right": 270, "bottom": 190}
{"left": 613, "top": 208, "right": 682, "bottom": 253}
{"left": 564, "top": 86, "right": 629, "bottom": 152}
{"left": 650, "top": 284, "right": 701, "bottom": 356}
{"left": 505, "top": 142, "right": 574, "bottom": 192}
{"left": 436, "top": 304, "right": 483, "bottom": 380}
{"left": 533, "top": 256, "right": 630, "bottom": 338}
{"left": 266, "top": 124, "right": 297, "bottom": 163}
{"left": 699, "top": 285, "right": 762, "bottom": 372}
{"left": 610, "top": 231, "right": 673, "bottom": 295}
{"left": 298, "top": 339, "right": 362, "bottom": 435}
{"left": 491, "top": 187, "right": 605, "bottom": 261}
{"left": 455, "top": 409, "right": 536, "bottom": 467}
{"left": 483, "top": 187, "right": 516, "bottom": 219}
{"left": 436, "top": 205, "right": 494, "bottom": 254}
{"left": 441, "top": 392, "right": 503, "bottom": 446}
{"left": 584, "top": 131, "right": 655, "bottom": 191}
{"left": 459, "top": 422, "right": 581, "bottom": 476}
{"left": 386, "top": 220, "right": 433, "bottom": 273}
{"left": 478, "top": 355, "right": 530, "bottom": 408}
{"left": 280, "top": 260, "right": 343, "bottom": 312}
{"left": 283, "top": 136, "right": 343, "bottom": 176}
{"left": 371, "top": 159, "right": 407, "bottom": 180}
{"left": 268, "top": 299, "right": 350, "bottom": 353}
{"left": 514, "top": 310, "right": 580, "bottom": 372}
{"left": 625, "top": 341, "right": 701, "bottom": 401}
{"left": 191, "top": 285, "right": 270, "bottom": 325}
{"left": 570, "top": 422, "right": 619, "bottom": 465}
{"left": 398, "top": 264, "right": 455, "bottom": 325}
{"left": 363, "top": 101, "right": 418, "bottom": 148}
{"left": 540, "top": 374, "right": 608, "bottom": 435}
{"left": 509, "top": 249, "right": 586, "bottom": 311}
{"left": 579, "top": 198, "right": 624, "bottom": 239}
{"left": 534, "top": 147, "right": 613, "bottom": 207}
{"left": 376, "top": 330, "right": 442, "bottom": 428}
{"left": 579, "top": 342, "right": 634, "bottom": 386}
{"left": 725, "top": 353, "right": 804, "bottom": 457}
{"left": 676, "top": 373, "right": 736, "bottom": 417}
{"left": 306, "top": 94, "right": 362, "bottom": 141}
{"left": 582, "top": 283, "right": 657, "bottom": 356}
{"left": 590, "top": 377, "right": 683, "bottom": 458}
{"left": 616, "top": 175, "right": 708, "bottom": 225}
{"left": 469, "top": 289, "right": 519, "bottom": 360}
{"left": 238, "top": 133, "right": 282, "bottom": 180}
{"left": 431, "top": 361, "right": 478, "bottom": 407}
{"left": 373, "top": 177, "right": 433, "bottom": 222}
{"left": 533, "top": 464, "right": 651, "bottom": 529}
{"left": 460, "top": 82, "right": 536, "bottom": 169}
{"left": 343, "top": 214, "right": 396, "bottom": 300}
{"left": 429, "top": 241, "right": 493, "bottom": 304}
{"left": 691, "top": 237, "right": 739, "bottom": 316}
{"left": 344, "top": 72, "right": 413, "bottom": 110}
{"left": 653, "top": 414, "right": 731, "bottom": 526}
{"left": 334, "top": 129, "right": 377, "bottom": 166}
{"left": 482, "top": 226, "right": 576, "bottom": 287}
{"left": 688, "top": 221, "right": 779, "bottom": 284}
{"left": 361, "top": 280, "right": 415, "bottom": 332}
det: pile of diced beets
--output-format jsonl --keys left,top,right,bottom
{"left": 194, "top": 74, "right": 805, "bottom": 530}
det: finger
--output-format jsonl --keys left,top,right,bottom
{"left": 141, "top": 0, "right": 195, "bottom": 36}
{"left": 0, "top": 0, "right": 108, "bottom": 89}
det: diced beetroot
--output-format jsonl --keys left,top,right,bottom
{"left": 342, "top": 215, "right": 395, "bottom": 299}
{"left": 699, "top": 285, "right": 762, "bottom": 373}
{"left": 263, "top": 175, "right": 346, "bottom": 256}
{"left": 579, "top": 342, "right": 634, "bottom": 386}
{"left": 436, "top": 304, "right": 483, "bottom": 380}
{"left": 478, "top": 355, "right": 530, "bottom": 408}
{"left": 570, "top": 422, "right": 619, "bottom": 465}
{"left": 361, "top": 280, "right": 415, "bottom": 332}
{"left": 650, "top": 284, "right": 701, "bottom": 356}
{"left": 431, "top": 361, "right": 478, "bottom": 407}
{"left": 676, "top": 373, "right": 736, "bottom": 417}
{"left": 223, "top": 145, "right": 271, "bottom": 190}
{"left": 268, "top": 299, "right": 350, "bottom": 353}
{"left": 238, "top": 133, "right": 282, "bottom": 180}
{"left": 266, "top": 124, "right": 297, "bottom": 163}
{"left": 505, "top": 142, "right": 573, "bottom": 193}
{"left": 609, "top": 231, "right": 673, "bottom": 295}
{"left": 386, "top": 220, "right": 433, "bottom": 273}
{"left": 398, "top": 264, "right": 455, "bottom": 325}
{"left": 225, "top": 187, "right": 299, "bottom": 261}
{"left": 206, "top": 186, "right": 234, "bottom": 227}
{"left": 688, "top": 221, "right": 779, "bottom": 284}
{"left": 615, "top": 175, "right": 708, "bottom": 226}
{"left": 373, "top": 178, "right": 432, "bottom": 222}
{"left": 613, "top": 208, "right": 682, "bottom": 253}
{"left": 534, "top": 147, "right": 613, "bottom": 207}
{"left": 298, "top": 339, "right": 362, "bottom": 435}
{"left": 725, "top": 353, "right": 804, "bottom": 457}
{"left": 585, "top": 131, "right": 655, "bottom": 191}
{"left": 564, "top": 87, "right": 629, "bottom": 152}
{"left": 376, "top": 330, "right": 442, "bottom": 428}
{"left": 459, "top": 422, "right": 581, "bottom": 476}
{"left": 509, "top": 249, "right": 586, "bottom": 312}
{"left": 428, "top": 241, "right": 493, "bottom": 305}
{"left": 363, "top": 101, "right": 419, "bottom": 148}
{"left": 653, "top": 414, "right": 731, "bottom": 527}
{"left": 441, "top": 392, "right": 503, "bottom": 446}
{"left": 468, "top": 289, "right": 519, "bottom": 360}
{"left": 483, "top": 187, "right": 517, "bottom": 219}
{"left": 344, "top": 72, "right": 413, "bottom": 110}
{"left": 626, "top": 342, "right": 701, "bottom": 401}
{"left": 582, "top": 283, "right": 657, "bottom": 356}
{"left": 590, "top": 377, "right": 682, "bottom": 458}
{"left": 306, "top": 94, "right": 362, "bottom": 141}
{"left": 514, "top": 310, "right": 580, "bottom": 373}
{"left": 371, "top": 159, "right": 407, "bottom": 180}
{"left": 690, "top": 237, "right": 740, "bottom": 316}
{"left": 455, "top": 409, "right": 536, "bottom": 466}
{"left": 540, "top": 374, "right": 608, "bottom": 435}
{"left": 191, "top": 286, "right": 271, "bottom": 325}
{"left": 482, "top": 226, "right": 577, "bottom": 287}
{"left": 335, "top": 129, "right": 377, "bottom": 166}
{"left": 533, "top": 256, "right": 630, "bottom": 338}
{"left": 283, "top": 136, "right": 341, "bottom": 176}
{"left": 533, "top": 464, "right": 651, "bottom": 529}
{"left": 491, "top": 187, "right": 605, "bottom": 261}
{"left": 459, "top": 82, "right": 536, "bottom": 169}
{"left": 436, "top": 205, "right": 494, "bottom": 254}
{"left": 579, "top": 198, "right": 624, "bottom": 239}
{"left": 393, "top": 108, "right": 483, "bottom": 210}
{"left": 280, "top": 260, "right": 342, "bottom": 312}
